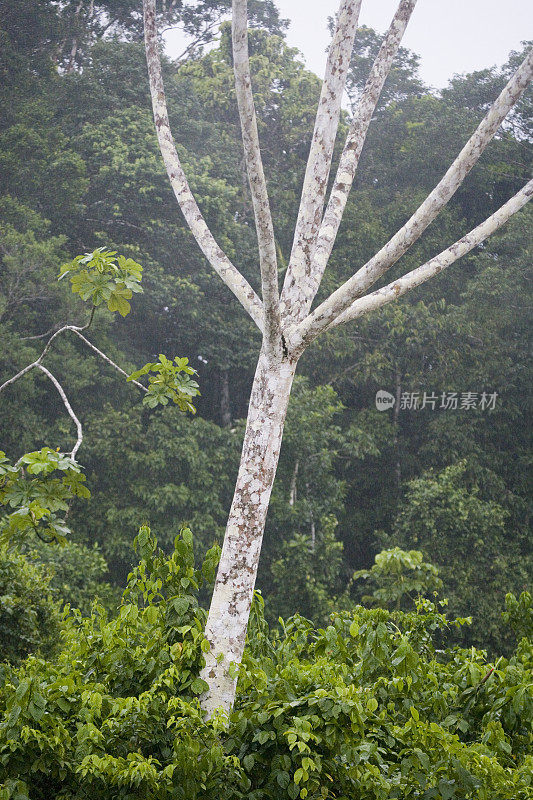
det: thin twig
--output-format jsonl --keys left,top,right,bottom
{"left": 71, "top": 330, "right": 147, "bottom": 392}
{"left": 1, "top": 323, "right": 88, "bottom": 394}
{"left": 1, "top": 324, "right": 148, "bottom": 395}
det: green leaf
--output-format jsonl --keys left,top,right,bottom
{"left": 190, "top": 678, "right": 208, "bottom": 695}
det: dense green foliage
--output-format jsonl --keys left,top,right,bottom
{"left": 0, "top": 0, "right": 531, "bottom": 659}
{"left": 0, "top": 534, "right": 531, "bottom": 799}
{"left": 0, "top": 546, "right": 62, "bottom": 666}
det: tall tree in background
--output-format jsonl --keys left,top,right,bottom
{"left": 143, "top": 0, "right": 532, "bottom": 716}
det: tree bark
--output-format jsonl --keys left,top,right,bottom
{"left": 200, "top": 349, "right": 297, "bottom": 717}
{"left": 220, "top": 369, "right": 231, "bottom": 427}
{"left": 393, "top": 369, "right": 402, "bottom": 492}
{"left": 289, "top": 459, "right": 299, "bottom": 506}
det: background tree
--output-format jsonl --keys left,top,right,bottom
{"left": 353, "top": 547, "right": 442, "bottom": 612}
{"left": 386, "top": 461, "right": 530, "bottom": 652}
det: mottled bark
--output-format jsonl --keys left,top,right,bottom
{"left": 199, "top": 350, "right": 297, "bottom": 717}
{"left": 143, "top": 0, "right": 264, "bottom": 331}
{"left": 324, "top": 179, "right": 533, "bottom": 329}
{"left": 306, "top": 0, "right": 418, "bottom": 310}
{"left": 289, "top": 47, "right": 533, "bottom": 353}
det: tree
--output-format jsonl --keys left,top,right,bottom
{"left": 0, "top": 544, "right": 62, "bottom": 665}
{"left": 142, "top": 0, "right": 533, "bottom": 716}
{"left": 387, "top": 461, "right": 530, "bottom": 652}
{"left": 353, "top": 547, "right": 442, "bottom": 612}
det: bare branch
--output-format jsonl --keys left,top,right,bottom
{"left": 280, "top": 0, "right": 362, "bottom": 323}
{"left": 143, "top": 0, "right": 264, "bottom": 332}
{"left": 290, "top": 46, "right": 533, "bottom": 352}
{"left": 0, "top": 325, "right": 148, "bottom": 396}
{"left": 232, "top": 0, "right": 280, "bottom": 357}
{"left": 0, "top": 325, "right": 81, "bottom": 394}
{"left": 36, "top": 364, "right": 83, "bottom": 459}
{"left": 307, "top": 0, "right": 418, "bottom": 307}
{"left": 70, "top": 330, "right": 148, "bottom": 393}
{"left": 325, "top": 180, "right": 533, "bottom": 330}
{"left": 0, "top": 361, "right": 40, "bottom": 394}
{"left": 21, "top": 324, "right": 70, "bottom": 341}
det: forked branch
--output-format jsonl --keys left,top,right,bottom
{"left": 308, "top": 0, "right": 418, "bottom": 307}
{"left": 290, "top": 46, "right": 533, "bottom": 352}
{"left": 0, "top": 324, "right": 87, "bottom": 395}
{"left": 0, "top": 325, "right": 147, "bottom": 397}
{"left": 280, "top": 0, "right": 362, "bottom": 323}
{"left": 326, "top": 179, "right": 533, "bottom": 329}
{"left": 232, "top": 0, "right": 280, "bottom": 356}
{"left": 143, "top": 0, "right": 264, "bottom": 332}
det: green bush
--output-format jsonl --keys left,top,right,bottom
{"left": 0, "top": 531, "right": 531, "bottom": 799}
{"left": 0, "top": 546, "right": 62, "bottom": 665}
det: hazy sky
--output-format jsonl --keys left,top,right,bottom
{"left": 277, "top": 0, "right": 532, "bottom": 88}
{"left": 165, "top": 0, "right": 532, "bottom": 89}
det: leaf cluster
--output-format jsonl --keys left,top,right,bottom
{"left": 0, "top": 448, "right": 89, "bottom": 546}
{"left": 58, "top": 247, "right": 143, "bottom": 317}
{"left": 0, "top": 546, "right": 62, "bottom": 666}
{"left": 353, "top": 547, "right": 443, "bottom": 612}
{"left": 0, "top": 533, "right": 531, "bottom": 799}
{"left": 128, "top": 355, "right": 200, "bottom": 411}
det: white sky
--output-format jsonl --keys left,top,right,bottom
{"left": 165, "top": 0, "right": 533, "bottom": 89}
{"left": 278, "top": 0, "right": 533, "bottom": 88}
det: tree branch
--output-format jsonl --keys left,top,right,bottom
{"left": 232, "top": 0, "right": 280, "bottom": 357}
{"left": 0, "top": 325, "right": 83, "bottom": 394}
{"left": 324, "top": 180, "right": 533, "bottom": 331}
{"left": 289, "top": 46, "right": 533, "bottom": 352}
{"left": 70, "top": 329, "right": 148, "bottom": 392}
{"left": 280, "top": 0, "right": 362, "bottom": 324}
{"left": 0, "top": 325, "right": 148, "bottom": 396}
{"left": 307, "top": 0, "right": 418, "bottom": 307}
{"left": 36, "top": 364, "right": 83, "bottom": 459}
{"left": 143, "top": 0, "right": 264, "bottom": 332}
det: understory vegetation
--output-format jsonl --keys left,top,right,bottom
{"left": 1, "top": 531, "right": 532, "bottom": 799}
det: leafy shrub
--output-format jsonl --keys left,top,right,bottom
{"left": 353, "top": 547, "right": 443, "bottom": 611}
{"left": 0, "top": 530, "right": 531, "bottom": 799}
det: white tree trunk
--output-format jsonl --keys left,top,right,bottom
{"left": 200, "top": 349, "right": 297, "bottom": 717}
{"left": 142, "top": 0, "right": 532, "bottom": 721}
